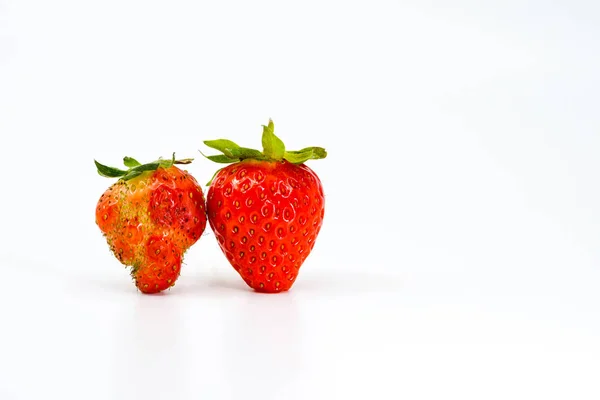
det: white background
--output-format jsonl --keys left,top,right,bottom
{"left": 1, "top": 0, "right": 599, "bottom": 399}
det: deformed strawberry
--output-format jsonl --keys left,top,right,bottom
{"left": 95, "top": 154, "right": 207, "bottom": 293}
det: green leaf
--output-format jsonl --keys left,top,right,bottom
{"left": 295, "top": 147, "right": 328, "bottom": 157}
{"left": 284, "top": 146, "right": 327, "bottom": 163}
{"left": 160, "top": 159, "right": 174, "bottom": 168}
{"left": 204, "top": 139, "right": 240, "bottom": 154}
{"left": 261, "top": 119, "right": 285, "bottom": 160}
{"left": 174, "top": 158, "right": 194, "bottom": 165}
{"left": 130, "top": 162, "right": 161, "bottom": 173}
{"left": 199, "top": 149, "right": 235, "bottom": 164}
{"left": 94, "top": 160, "right": 127, "bottom": 178}
{"left": 123, "top": 157, "right": 141, "bottom": 168}
{"left": 224, "top": 147, "right": 266, "bottom": 160}
{"left": 122, "top": 170, "right": 143, "bottom": 181}
{"left": 207, "top": 154, "right": 236, "bottom": 163}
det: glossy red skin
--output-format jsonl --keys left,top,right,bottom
{"left": 96, "top": 166, "right": 207, "bottom": 294}
{"left": 207, "top": 160, "right": 325, "bottom": 293}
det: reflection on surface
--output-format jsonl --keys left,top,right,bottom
{"left": 222, "top": 292, "right": 304, "bottom": 399}
{"left": 112, "top": 295, "right": 186, "bottom": 399}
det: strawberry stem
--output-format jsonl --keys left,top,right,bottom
{"left": 261, "top": 120, "right": 285, "bottom": 160}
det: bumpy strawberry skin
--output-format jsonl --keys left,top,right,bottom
{"left": 202, "top": 120, "right": 326, "bottom": 293}
{"left": 95, "top": 157, "right": 207, "bottom": 294}
{"left": 207, "top": 160, "right": 324, "bottom": 292}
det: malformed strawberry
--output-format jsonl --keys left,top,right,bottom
{"left": 95, "top": 154, "right": 207, "bottom": 294}
{"left": 203, "top": 120, "right": 326, "bottom": 293}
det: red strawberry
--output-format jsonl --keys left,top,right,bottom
{"left": 203, "top": 120, "right": 326, "bottom": 293}
{"left": 95, "top": 155, "right": 207, "bottom": 294}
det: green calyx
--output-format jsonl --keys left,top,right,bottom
{"left": 94, "top": 153, "right": 193, "bottom": 181}
{"left": 201, "top": 119, "right": 327, "bottom": 167}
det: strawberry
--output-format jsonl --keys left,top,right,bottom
{"left": 95, "top": 154, "right": 207, "bottom": 294}
{"left": 203, "top": 120, "right": 326, "bottom": 293}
